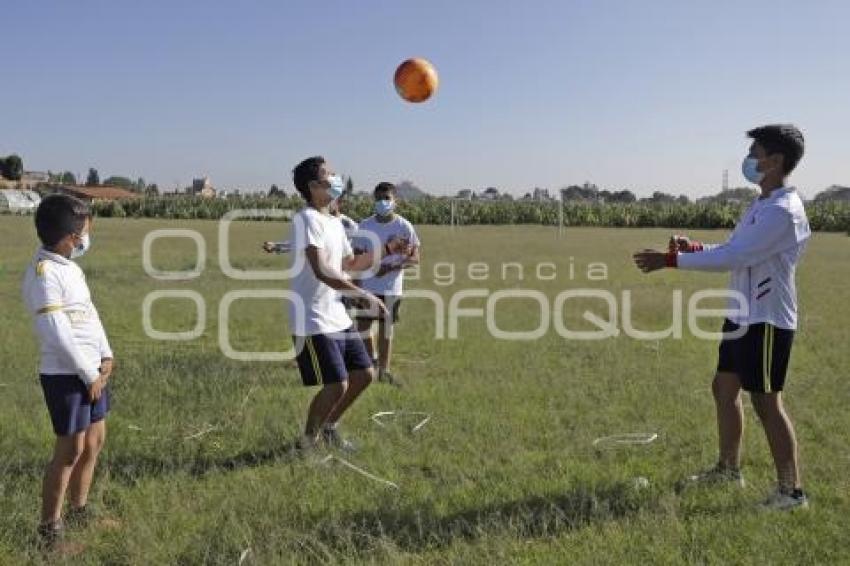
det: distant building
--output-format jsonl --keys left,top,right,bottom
{"left": 532, "top": 187, "right": 552, "bottom": 201}
{"left": 0, "top": 171, "right": 51, "bottom": 190}
{"left": 455, "top": 189, "right": 473, "bottom": 200}
{"left": 55, "top": 185, "right": 140, "bottom": 202}
{"left": 481, "top": 187, "right": 500, "bottom": 200}
{"left": 0, "top": 189, "right": 41, "bottom": 213}
{"left": 192, "top": 176, "right": 216, "bottom": 198}
{"left": 25, "top": 171, "right": 50, "bottom": 182}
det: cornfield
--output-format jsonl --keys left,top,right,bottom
{"left": 89, "top": 196, "right": 850, "bottom": 232}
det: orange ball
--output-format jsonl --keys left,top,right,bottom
{"left": 394, "top": 58, "right": 439, "bottom": 103}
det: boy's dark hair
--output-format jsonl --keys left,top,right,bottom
{"left": 374, "top": 182, "right": 396, "bottom": 198}
{"left": 35, "top": 193, "right": 91, "bottom": 247}
{"left": 292, "top": 156, "right": 325, "bottom": 202}
{"left": 747, "top": 124, "right": 805, "bottom": 175}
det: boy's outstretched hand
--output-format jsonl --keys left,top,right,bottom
{"left": 633, "top": 249, "right": 670, "bottom": 273}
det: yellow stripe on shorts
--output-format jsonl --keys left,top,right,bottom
{"left": 764, "top": 325, "right": 774, "bottom": 393}
{"left": 306, "top": 336, "right": 323, "bottom": 384}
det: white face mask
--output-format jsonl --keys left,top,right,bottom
{"left": 742, "top": 156, "right": 765, "bottom": 185}
{"left": 375, "top": 199, "right": 395, "bottom": 216}
{"left": 70, "top": 233, "right": 91, "bottom": 259}
{"left": 327, "top": 175, "right": 344, "bottom": 200}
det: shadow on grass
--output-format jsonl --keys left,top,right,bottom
{"left": 3, "top": 454, "right": 658, "bottom": 558}
{"left": 107, "top": 443, "right": 305, "bottom": 483}
{"left": 309, "top": 482, "right": 654, "bottom": 554}
{"left": 1, "top": 442, "right": 303, "bottom": 488}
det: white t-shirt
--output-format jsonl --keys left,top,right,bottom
{"left": 289, "top": 207, "right": 354, "bottom": 336}
{"left": 22, "top": 248, "right": 112, "bottom": 385}
{"left": 677, "top": 187, "right": 810, "bottom": 329}
{"left": 356, "top": 214, "right": 420, "bottom": 296}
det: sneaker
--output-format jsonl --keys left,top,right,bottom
{"left": 321, "top": 427, "right": 357, "bottom": 453}
{"left": 682, "top": 463, "right": 746, "bottom": 488}
{"left": 378, "top": 369, "right": 403, "bottom": 388}
{"left": 37, "top": 520, "right": 64, "bottom": 551}
{"left": 760, "top": 487, "right": 809, "bottom": 511}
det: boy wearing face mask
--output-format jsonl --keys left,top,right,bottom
{"left": 22, "top": 194, "right": 115, "bottom": 549}
{"left": 289, "top": 157, "right": 394, "bottom": 453}
{"left": 354, "top": 182, "right": 421, "bottom": 386}
{"left": 633, "top": 124, "right": 811, "bottom": 510}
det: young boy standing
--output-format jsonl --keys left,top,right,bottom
{"left": 289, "top": 157, "right": 392, "bottom": 452}
{"left": 22, "top": 194, "right": 115, "bottom": 547}
{"left": 634, "top": 124, "right": 811, "bottom": 510}
{"left": 354, "top": 182, "right": 421, "bottom": 386}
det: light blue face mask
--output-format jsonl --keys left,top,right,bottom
{"left": 70, "top": 233, "right": 91, "bottom": 259}
{"left": 327, "top": 175, "right": 345, "bottom": 200}
{"left": 374, "top": 199, "right": 395, "bottom": 216}
{"left": 742, "top": 157, "right": 764, "bottom": 184}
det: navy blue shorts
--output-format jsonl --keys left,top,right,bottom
{"left": 717, "top": 319, "right": 795, "bottom": 393}
{"left": 293, "top": 326, "right": 373, "bottom": 386}
{"left": 40, "top": 374, "right": 111, "bottom": 436}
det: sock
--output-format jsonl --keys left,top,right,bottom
{"left": 323, "top": 421, "right": 338, "bottom": 431}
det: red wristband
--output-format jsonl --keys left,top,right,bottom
{"left": 665, "top": 252, "right": 678, "bottom": 268}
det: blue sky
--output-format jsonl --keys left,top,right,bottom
{"left": 2, "top": 0, "right": 847, "bottom": 197}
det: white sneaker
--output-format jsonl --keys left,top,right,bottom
{"left": 760, "top": 487, "right": 809, "bottom": 511}
{"left": 683, "top": 464, "right": 746, "bottom": 488}
{"left": 322, "top": 427, "right": 357, "bottom": 453}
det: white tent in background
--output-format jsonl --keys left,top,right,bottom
{"left": 0, "top": 190, "right": 41, "bottom": 214}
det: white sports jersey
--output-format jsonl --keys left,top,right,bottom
{"left": 677, "top": 187, "right": 810, "bottom": 329}
{"left": 21, "top": 248, "right": 112, "bottom": 385}
{"left": 289, "top": 207, "right": 354, "bottom": 336}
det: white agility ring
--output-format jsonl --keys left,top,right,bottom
{"left": 371, "top": 411, "right": 431, "bottom": 433}
{"left": 320, "top": 455, "right": 400, "bottom": 490}
{"left": 592, "top": 432, "right": 658, "bottom": 449}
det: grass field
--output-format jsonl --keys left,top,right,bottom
{"left": 0, "top": 215, "right": 848, "bottom": 565}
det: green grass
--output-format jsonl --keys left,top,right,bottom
{"left": 0, "top": 216, "right": 848, "bottom": 565}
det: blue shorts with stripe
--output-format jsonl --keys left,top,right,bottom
{"left": 717, "top": 319, "right": 794, "bottom": 393}
{"left": 292, "top": 326, "right": 373, "bottom": 386}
